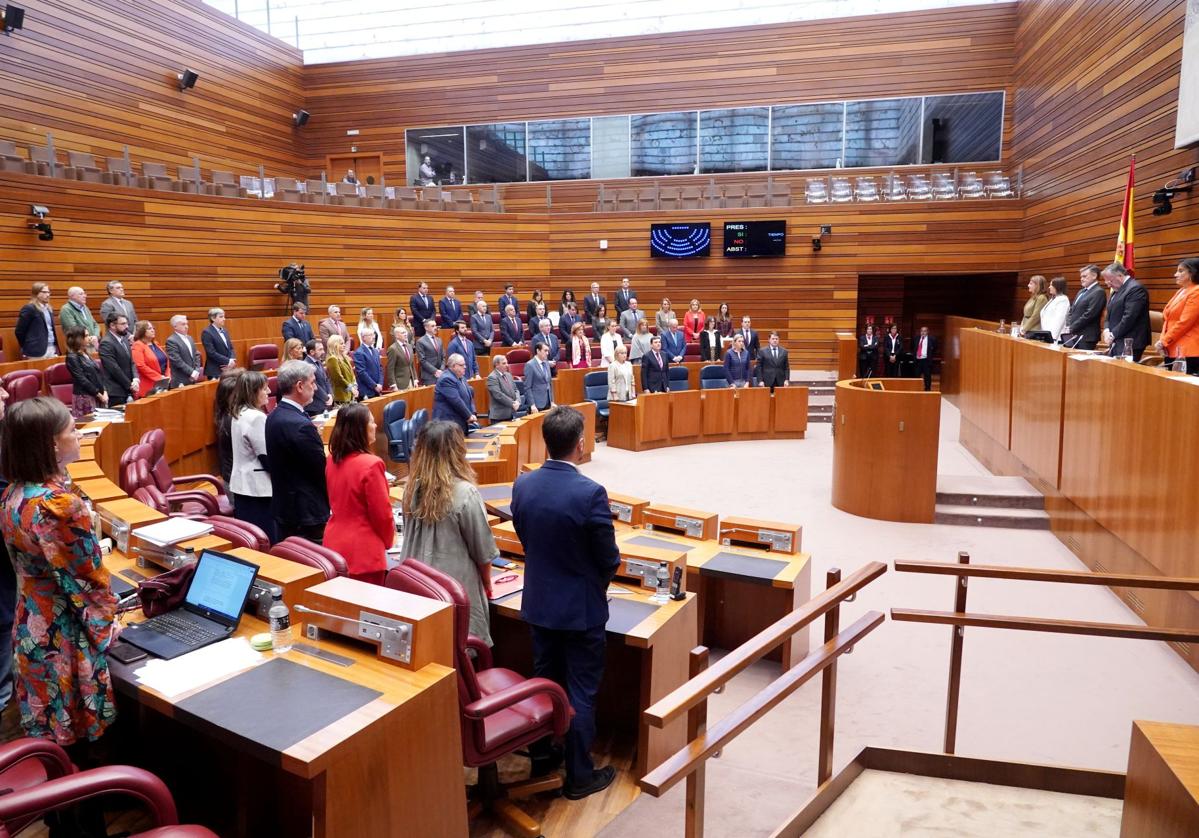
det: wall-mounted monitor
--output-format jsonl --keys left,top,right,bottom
{"left": 650, "top": 223, "right": 711, "bottom": 258}
{"left": 724, "top": 220, "right": 786, "bottom": 257}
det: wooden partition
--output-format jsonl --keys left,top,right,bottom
{"left": 607, "top": 387, "right": 807, "bottom": 451}
{"left": 831, "top": 379, "right": 940, "bottom": 523}
{"left": 941, "top": 316, "right": 1001, "bottom": 398}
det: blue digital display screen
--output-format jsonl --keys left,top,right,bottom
{"left": 724, "top": 220, "right": 786, "bottom": 257}
{"left": 650, "top": 223, "right": 711, "bottom": 258}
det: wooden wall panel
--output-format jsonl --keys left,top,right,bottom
{"left": 300, "top": 4, "right": 1019, "bottom": 185}
{"left": 1012, "top": 0, "right": 1199, "bottom": 314}
{"left": 0, "top": 0, "right": 305, "bottom": 176}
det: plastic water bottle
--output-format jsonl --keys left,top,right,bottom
{"left": 652, "top": 562, "right": 670, "bottom": 603}
{"left": 269, "top": 589, "right": 293, "bottom": 653}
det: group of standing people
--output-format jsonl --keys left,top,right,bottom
{"left": 858, "top": 324, "right": 938, "bottom": 390}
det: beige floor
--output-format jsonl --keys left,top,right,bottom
{"left": 584, "top": 398, "right": 1199, "bottom": 837}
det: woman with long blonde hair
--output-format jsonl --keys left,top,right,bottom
{"left": 401, "top": 420, "right": 499, "bottom": 645}
{"left": 325, "top": 334, "right": 356, "bottom": 405}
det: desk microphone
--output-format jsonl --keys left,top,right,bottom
{"left": 1061, "top": 333, "right": 1085, "bottom": 350}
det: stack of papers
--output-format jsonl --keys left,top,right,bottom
{"left": 134, "top": 638, "right": 264, "bottom": 698}
{"left": 132, "top": 517, "right": 213, "bottom": 547}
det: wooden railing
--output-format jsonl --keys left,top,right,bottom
{"left": 892, "top": 552, "right": 1199, "bottom": 753}
{"left": 638, "top": 561, "right": 887, "bottom": 837}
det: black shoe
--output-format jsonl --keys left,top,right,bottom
{"left": 563, "top": 766, "right": 616, "bottom": 800}
{"left": 530, "top": 745, "right": 564, "bottom": 778}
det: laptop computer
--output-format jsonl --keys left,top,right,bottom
{"left": 122, "top": 549, "right": 259, "bottom": 660}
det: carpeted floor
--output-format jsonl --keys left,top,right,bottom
{"left": 585, "top": 397, "right": 1199, "bottom": 837}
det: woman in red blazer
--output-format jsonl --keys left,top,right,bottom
{"left": 131, "top": 320, "right": 170, "bottom": 397}
{"left": 324, "top": 403, "right": 395, "bottom": 583}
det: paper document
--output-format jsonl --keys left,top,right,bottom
{"left": 134, "top": 637, "right": 264, "bottom": 698}
{"left": 132, "top": 517, "right": 213, "bottom": 547}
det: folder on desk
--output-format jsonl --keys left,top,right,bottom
{"left": 133, "top": 517, "right": 214, "bottom": 548}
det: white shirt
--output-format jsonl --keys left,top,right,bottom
{"left": 600, "top": 332, "right": 622, "bottom": 367}
{"left": 1040, "top": 295, "right": 1070, "bottom": 341}
{"left": 230, "top": 408, "right": 271, "bottom": 496}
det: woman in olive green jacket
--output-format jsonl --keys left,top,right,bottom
{"left": 325, "top": 335, "right": 357, "bottom": 405}
{"left": 1020, "top": 275, "right": 1049, "bottom": 333}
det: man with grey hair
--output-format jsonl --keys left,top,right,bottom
{"left": 618, "top": 297, "right": 644, "bottom": 337}
{"left": 265, "top": 360, "right": 329, "bottom": 542}
{"left": 319, "top": 303, "right": 351, "bottom": 349}
{"left": 1101, "top": 262, "right": 1150, "bottom": 361}
{"left": 99, "top": 279, "right": 137, "bottom": 325}
{"left": 166, "top": 314, "right": 203, "bottom": 387}
{"left": 487, "top": 354, "right": 523, "bottom": 421}
{"left": 1063, "top": 263, "right": 1107, "bottom": 350}
{"left": 59, "top": 286, "right": 98, "bottom": 344}
{"left": 201, "top": 307, "right": 234, "bottom": 379}
{"left": 432, "top": 352, "right": 477, "bottom": 433}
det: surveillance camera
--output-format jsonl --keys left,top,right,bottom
{"left": 30, "top": 204, "right": 48, "bottom": 218}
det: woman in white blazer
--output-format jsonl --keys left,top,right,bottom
{"left": 599, "top": 319, "right": 623, "bottom": 367}
{"left": 1040, "top": 276, "right": 1070, "bottom": 342}
{"left": 229, "top": 370, "right": 277, "bottom": 543}
{"left": 607, "top": 344, "right": 636, "bottom": 402}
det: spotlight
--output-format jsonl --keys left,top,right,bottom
{"left": 2, "top": 4, "right": 25, "bottom": 34}
{"left": 177, "top": 68, "right": 199, "bottom": 91}
{"left": 293, "top": 109, "right": 310, "bottom": 127}
{"left": 811, "top": 237, "right": 822, "bottom": 252}
{"left": 30, "top": 204, "right": 48, "bottom": 219}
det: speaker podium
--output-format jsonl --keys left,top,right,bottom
{"left": 831, "top": 378, "right": 941, "bottom": 523}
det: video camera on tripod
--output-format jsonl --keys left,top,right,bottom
{"left": 274, "top": 263, "right": 310, "bottom": 308}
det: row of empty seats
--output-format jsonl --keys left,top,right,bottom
{"left": 594, "top": 182, "right": 792, "bottom": 212}
{"left": 805, "top": 171, "right": 1015, "bottom": 203}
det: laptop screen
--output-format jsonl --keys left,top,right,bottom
{"left": 185, "top": 550, "right": 258, "bottom": 623}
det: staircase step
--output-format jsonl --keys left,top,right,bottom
{"left": 934, "top": 503, "right": 1050, "bottom": 529}
{"left": 935, "top": 475, "right": 1044, "bottom": 510}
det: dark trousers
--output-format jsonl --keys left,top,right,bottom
{"left": 529, "top": 623, "right": 606, "bottom": 784}
{"left": 277, "top": 519, "right": 326, "bottom": 544}
{"left": 884, "top": 355, "right": 900, "bottom": 377}
{"left": 233, "top": 493, "right": 279, "bottom": 545}
{"left": 915, "top": 358, "right": 933, "bottom": 391}
{"left": 858, "top": 351, "right": 876, "bottom": 378}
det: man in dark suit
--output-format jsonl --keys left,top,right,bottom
{"left": 614, "top": 277, "right": 635, "bottom": 316}
{"left": 303, "top": 339, "right": 333, "bottom": 416}
{"left": 432, "top": 353, "right": 477, "bottom": 433}
{"left": 15, "top": 283, "right": 59, "bottom": 359}
{"left": 1064, "top": 263, "right": 1107, "bottom": 350}
{"left": 415, "top": 319, "right": 444, "bottom": 385}
{"left": 264, "top": 360, "right": 329, "bottom": 542}
{"left": 447, "top": 320, "right": 478, "bottom": 378}
{"left": 470, "top": 301, "right": 494, "bottom": 357}
{"left": 1102, "top": 262, "right": 1151, "bottom": 361}
{"left": 438, "top": 285, "right": 463, "bottom": 326}
{"left": 737, "top": 315, "right": 760, "bottom": 361}
{"left": 558, "top": 303, "right": 582, "bottom": 343}
{"left": 530, "top": 319, "right": 560, "bottom": 378}
{"left": 583, "top": 282, "right": 606, "bottom": 325}
{"left": 757, "top": 331, "right": 790, "bottom": 391}
{"left": 201, "top": 307, "right": 235, "bottom": 379}
{"left": 500, "top": 305, "right": 525, "bottom": 347}
{"left": 486, "top": 354, "right": 523, "bottom": 420}
{"left": 883, "top": 324, "right": 904, "bottom": 377}
{"left": 165, "top": 314, "right": 203, "bottom": 387}
{"left": 660, "top": 319, "right": 686, "bottom": 364}
{"left": 912, "top": 326, "right": 937, "bottom": 392}
{"left": 282, "top": 302, "right": 315, "bottom": 344}
{"left": 510, "top": 406, "right": 620, "bottom": 799}
{"left": 641, "top": 335, "right": 670, "bottom": 393}
{"left": 98, "top": 313, "right": 138, "bottom": 405}
{"left": 410, "top": 281, "right": 436, "bottom": 337}
{"left": 524, "top": 341, "right": 554, "bottom": 411}
{"left": 498, "top": 284, "right": 519, "bottom": 320}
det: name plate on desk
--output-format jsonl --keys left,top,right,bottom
{"left": 728, "top": 529, "right": 794, "bottom": 553}
{"left": 611, "top": 502, "right": 633, "bottom": 523}
{"left": 647, "top": 515, "right": 704, "bottom": 538}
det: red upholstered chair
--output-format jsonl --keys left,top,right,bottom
{"left": 0, "top": 738, "right": 76, "bottom": 836}
{"left": 196, "top": 515, "right": 270, "bottom": 551}
{"left": 386, "top": 559, "right": 571, "bottom": 837}
{"left": 0, "top": 761, "right": 218, "bottom": 838}
{"left": 0, "top": 335, "right": 6, "bottom": 363}
{"left": 269, "top": 537, "right": 347, "bottom": 580}
{"left": 684, "top": 342, "right": 701, "bottom": 362}
{"left": 505, "top": 348, "right": 531, "bottom": 378}
{"left": 2, "top": 369, "right": 44, "bottom": 395}
{"left": 139, "top": 429, "right": 233, "bottom": 515}
{"left": 4, "top": 373, "right": 41, "bottom": 405}
{"left": 247, "top": 344, "right": 279, "bottom": 371}
{"left": 45, "top": 363, "right": 73, "bottom": 406}
{"left": 122, "top": 450, "right": 221, "bottom": 517}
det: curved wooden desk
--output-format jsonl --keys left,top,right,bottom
{"left": 831, "top": 378, "right": 940, "bottom": 523}
{"left": 607, "top": 386, "right": 808, "bottom": 451}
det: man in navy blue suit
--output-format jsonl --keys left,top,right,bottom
{"left": 640, "top": 335, "right": 670, "bottom": 393}
{"left": 447, "top": 320, "right": 478, "bottom": 378}
{"left": 264, "top": 361, "right": 329, "bottom": 542}
{"left": 410, "top": 281, "right": 436, "bottom": 337}
{"left": 511, "top": 406, "right": 620, "bottom": 799}
{"left": 431, "top": 353, "right": 477, "bottom": 433}
{"left": 438, "top": 285, "right": 463, "bottom": 326}
{"left": 282, "top": 302, "right": 315, "bottom": 344}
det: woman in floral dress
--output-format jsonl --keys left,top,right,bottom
{"left": 0, "top": 397, "right": 119, "bottom": 753}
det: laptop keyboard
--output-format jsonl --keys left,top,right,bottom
{"left": 144, "top": 612, "right": 224, "bottom": 644}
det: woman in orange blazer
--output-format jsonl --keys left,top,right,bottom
{"left": 1156, "top": 258, "right": 1199, "bottom": 375}
{"left": 323, "top": 403, "right": 394, "bottom": 583}
{"left": 131, "top": 320, "right": 170, "bottom": 397}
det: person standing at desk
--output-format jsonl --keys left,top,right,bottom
{"left": 584, "top": 282, "right": 606, "bottom": 324}
{"left": 525, "top": 341, "right": 555, "bottom": 412}
{"left": 325, "top": 335, "right": 357, "bottom": 406}
{"left": 432, "top": 353, "right": 477, "bottom": 433}
{"left": 385, "top": 324, "right": 416, "bottom": 391}
{"left": 757, "top": 331, "right": 790, "bottom": 391}
{"left": 1101, "top": 262, "right": 1150, "bottom": 361}
{"left": 700, "top": 316, "right": 724, "bottom": 362}
{"left": 607, "top": 344, "right": 636, "bottom": 402}
{"left": 913, "top": 326, "right": 937, "bottom": 391}
{"left": 858, "top": 324, "right": 879, "bottom": 378}
{"left": 416, "top": 320, "right": 445, "bottom": 385}
{"left": 487, "top": 355, "right": 523, "bottom": 421}
{"left": 1063, "top": 263, "right": 1106, "bottom": 350}
{"left": 325, "top": 403, "right": 394, "bottom": 584}
{"left": 353, "top": 331, "right": 385, "bottom": 400}
{"left": 439, "top": 285, "right": 463, "bottom": 327}
{"left": 613, "top": 277, "right": 635, "bottom": 317}
{"left": 641, "top": 335, "right": 670, "bottom": 393}
{"left": 1020, "top": 275, "right": 1049, "bottom": 335}
{"left": 883, "top": 324, "right": 904, "bottom": 377}
{"left": 511, "top": 406, "right": 620, "bottom": 799}
{"left": 410, "top": 281, "right": 436, "bottom": 338}
{"left": 229, "top": 370, "right": 277, "bottom": 544}
{"left": 1040, "top": 277, "right": 1070, "bottom": 343}
{"left": 201, "top": 307, "right": 235, "bottom": 379}
{"left": 165, "top": 314, "right": 202, "bottom": 388}
{"left": 282, "top": 302, "right": 314, "bottom": 344}
{"left": 470, "top": 300, "right": 494, "bottom": 358}
{"left": 265, "top": 361, "right": 329, "bottom": 543}
{"left": 724, "top": 333, "right": 751, "bottom": 388}
{"left": 1155, "top": 257, "right": 1199, "bottom": 373}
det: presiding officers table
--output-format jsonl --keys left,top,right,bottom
{"left": 607, "top": 386, "right": 808, "bottom": 451}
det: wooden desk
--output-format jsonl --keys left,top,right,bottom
{"left": 106, "top": 553, "right": 466, "bottom": 838}
{"left": 607, "top": 387, "right": 807, "bottom": 451}
{"left": 831, "top": 378, "right": 940, "bottom": 523}
{"left": 1122, "top": 721, "right": 1199, "bottom": 838}
{"left": 488, "top": 568, "right": 697, "bottom": 779}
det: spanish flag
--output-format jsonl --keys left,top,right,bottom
{"left": 1114, "top": 156, "right": 1135, "bottom": 272}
